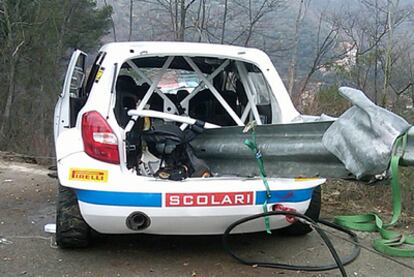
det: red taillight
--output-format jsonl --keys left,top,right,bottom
{"left": 82, "top": 111, "right": 120, "bottom": 164}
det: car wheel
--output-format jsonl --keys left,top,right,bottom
{"left": 277, "top": 186, "right": 321, "bottom": 236}
{"left": 56, "top": 184, "right": 91, "bottom": 248}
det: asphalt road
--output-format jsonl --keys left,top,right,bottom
{"left": 1, "top": 160, "right": 414, "bottom": 277}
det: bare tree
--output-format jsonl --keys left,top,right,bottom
{"left": 295, "top": 13, "right": 353, "bottom": 101}
{"left": 220, "top": 0, "right": 228, "bottom": 44}
{"left": 192, "top": 0, "right": 211, "bottom": 42}
{"left": 104, "top": 0, "right": 117, "bottom": 41}
{"left": 383, "top": 37, "right": 414, "bottom": 98}
{"left": 331, "top": 0, "right": 412, "bottom": 104}
{"left": 382, "top": 0, "right": 399, "bottom": 106}
{"left": 230, "top": 0, "right": 286, "bottom": 46}
{"left": 373, "top": 0, "right": 380, "bottom": 103}
{"left": 129, "top": 0, "right": 134, "bottom": 41}
{"left": 179, "top": 0, "right": 197, "bottom": 40}
{"left": 287, "top": 0, "right": 309, "bottom": 95}
{"left": 141, "top": 0, "right": 197, "bottom": 41}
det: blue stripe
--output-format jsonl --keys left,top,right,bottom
{"left": 75, "top": 189, "right": 162, "bottom": 207}
{"left": 255, "top": 188, "right": 313, "bottom": 205}
{"left": 75, "top": 188, "right": 313, "bottom": 207}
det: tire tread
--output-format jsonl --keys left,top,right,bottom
{"left": 56, "top": 184, "right": 91, "bottom": 248}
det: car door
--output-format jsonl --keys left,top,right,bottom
{"left": 54, "top": 50, "right": 87, "bottom": 143}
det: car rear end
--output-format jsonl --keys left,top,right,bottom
{"left": 54, "top": 42, "right": 324, "bottom": 247}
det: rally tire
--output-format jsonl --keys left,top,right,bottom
{"left": 277, "top": 186, "right": 321, "bottom": 236}
{"left": 56, "top": 184, "right": 91, "bottom": 248}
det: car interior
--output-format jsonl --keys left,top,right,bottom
{"left": 113, "top": 56, "right": 279, "bottom": 180}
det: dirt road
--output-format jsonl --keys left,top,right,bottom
{"left": 1, "top": 160, "right": 413, "bottom": 277}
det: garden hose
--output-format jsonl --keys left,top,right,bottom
{"left": 223, "top": 211, "right": 360, "bottom": 277}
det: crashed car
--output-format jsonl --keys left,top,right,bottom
{"left": 54, "top": 42, "right": 324, "bottom": 248}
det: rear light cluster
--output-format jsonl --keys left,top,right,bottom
{"left": 82, "top": 111, "right": 120, "bottom": 164}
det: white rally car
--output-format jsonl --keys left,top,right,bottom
{"left": 54, "top": 42, "right": 324, "bottom": 248}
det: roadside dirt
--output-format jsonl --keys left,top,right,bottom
{"left": 1, "top": 159, "right": 414, "bottom": 277}
{"left": 322, "top": 179, "right": 414, "bottom": 233}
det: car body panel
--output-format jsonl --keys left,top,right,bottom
{"left": 54, "top": 50, "right": 87, "bottom": 142}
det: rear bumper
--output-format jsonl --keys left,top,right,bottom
{"left": 58, "top": 152, "right": 324, "bottom": 234}
{"left": 78, "top": 199, "right": 311, "bottom": 234}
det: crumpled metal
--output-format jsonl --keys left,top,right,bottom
{"left": 322, "top": 87, "right": 411, "bottom": 179}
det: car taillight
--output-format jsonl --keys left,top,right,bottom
{"left": 82, "top": 111, "right": 120, "bottom": 164}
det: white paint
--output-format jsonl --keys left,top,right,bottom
{"left": 79, "top": 200, "right": 311, "bottom": 235}
{"left": 127, "top": 110, "right": 219, "bottom": 129}
{"left": 54, "top": 50, "right": 87, "bottom": 142}
{"left": 44, "top": 223, "right": 56, "bottom": 234}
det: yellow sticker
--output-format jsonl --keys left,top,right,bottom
{"left": 95, "top": 67, "right": 105, "bottom": 83}
{"left": 294, "top": 177, "right": 319, "bottom": 181}
{"left": 69, "top": 168, "right": 108, "bottom": 182}
{"left": 143, "top": 117, "right": 151, "bottom": 130}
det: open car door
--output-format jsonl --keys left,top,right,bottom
{"left": 54, "top": 50, "right": 87, "bottom": 143}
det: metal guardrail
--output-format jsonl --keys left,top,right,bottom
{"left": 191, "top": 122, "right": 414, "bottom": 179}
{"left": 400, "top": 126, "right": 414, "bottom": 167}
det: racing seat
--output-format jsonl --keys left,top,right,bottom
{"left": 115, "top": 75, "right": 141, "bottom": 128}
{"left": 213, "top": 90, "right": 239, "bottom": 126}
{"left": 189, "top": 89, "right": 214, "bottom": 122}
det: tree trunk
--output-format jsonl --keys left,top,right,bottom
{"left": 104, "top": 0, "right": 117, "bottom": 41}
{"left": 0, "top": 58, "right": 17, "bottom": 142}
{"left": 128, "top": 0, "right": 133, "bottom": 41}
{"left": 221, "top": 0, "right": 228, "bottom": 44}
{"left": 0, "top": 3, "right": 17, "bottom": 143}
{"left": 174, "top": 0, "right": 179, "bottom": 40}
{"left": 382, "top": 0, "right": 398, "bottom": 107}
{"left": 287, "top": 0, "right": 305, "bottom": 96}
{"left": 373, "top": 0, "right": 379, "bottom": 104}
{"left": 178, "top": 0, "right": 186, "bottom": 41}
{"left": 244, "top": 0, "right": 253, "bottom": 46}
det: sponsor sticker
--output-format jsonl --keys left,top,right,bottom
{"left": 94, "top": 67, "right": 105, "bottom": 83}
{"left": 166, "top": 191, "right": 253, "bottom": 207}
{"left": 69, "top": 168, "right": 108, "bottom": 182}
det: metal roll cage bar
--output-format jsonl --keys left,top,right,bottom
{"left": 124, "top": 55, "right": 264, "bottom": 133}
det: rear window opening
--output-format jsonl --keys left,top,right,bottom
{"left": 113, "top": 55, "right": 280, "bottom": 180}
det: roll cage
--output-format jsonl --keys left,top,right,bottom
{"left": 116, "top": 55, "right": 277, "bottom": 134}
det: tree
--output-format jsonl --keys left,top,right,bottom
{"left": 230, "top": 0, "right": 287, "bottom": 46}
{"left": 140, "top": 0, "right": 197, "bottom": 41}
{"left": 0, "top": 0, "right": 36, "bottom": 140}
{"left": 331, "top": 0, "right": 413, "bottom": 105}
{"left": 129, "top": 0, "right": 134, "bottom": 40}
{"left": 291, "top": 9, "right": 353, "bottom": 105}
{"left": 0, "top": 0, "right": 112, "bottom": 155}
{"left": 220, "top": 0, "right": 228, "bottom": 44}
{"left": 104, "top": 0, "right": 117, "bottom": 41}
{"left": 287, "top": 0, "right": 309, "bottom": 95}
